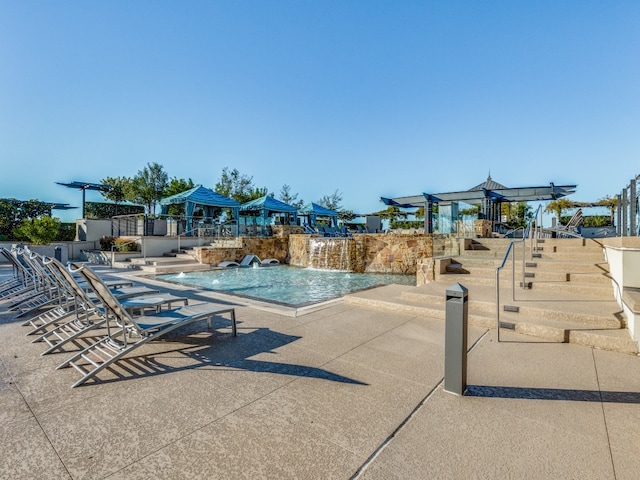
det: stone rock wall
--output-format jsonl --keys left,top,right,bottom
{"left": 196, "top": 237, "right": 290, "bottom": 266}
{"left": 289, "top": 233, "right": 434, "bottom": 274}
{"left": 199, "top": 232, "right": 441, "bottom": 274}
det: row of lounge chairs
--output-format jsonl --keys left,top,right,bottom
{"left": 1, "top": 246, "right": 237, "bottom": 388}
{"left": 303, "top": 225, "right": 377, "bottom": 236}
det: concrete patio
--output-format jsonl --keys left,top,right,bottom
{"left": 1, "top": 264, "right": 639, "bottom": 479}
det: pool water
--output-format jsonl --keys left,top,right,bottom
{"left": 158, "top": 266, "right": 414, "bottom": 306}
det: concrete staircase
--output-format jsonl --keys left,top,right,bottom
{"left": 119, "top": 248, "right": 212, "bottom": 274}
{"left": 346, "top": 237, "right": 638, "bottom": 355}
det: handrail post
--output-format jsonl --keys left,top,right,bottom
{"left": 523, "top": 229, "right": 527, "bottom": 290}
{"left": 512, "top": 243, "right": 516, "bottom": 301}
{"left": 496, "top": 268, "right": 501, "bottom": 342}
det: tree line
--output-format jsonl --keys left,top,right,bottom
{"left": 100, "top": 162, "right": 352, "bottom": 218}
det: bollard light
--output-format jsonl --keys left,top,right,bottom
{"left": 444, "top": 283, "right": 468, "bottom": 396}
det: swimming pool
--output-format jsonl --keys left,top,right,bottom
{"left": 157, "top": 266, "right": 414, "bottom": 307}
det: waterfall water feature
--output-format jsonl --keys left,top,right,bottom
{"left": 308, "top": 237, "right": 353, "bottom": 271}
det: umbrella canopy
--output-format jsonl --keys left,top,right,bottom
{"left": 239, "top": 196, "right": 298, "bottom": 233}
{"left": 240, "top": 195, "right": 298, "bottom": 214}
{"left": 160, "top": 185, "right": 240, "bottom": 233}
{"left": 298, "top": 202, "right": 338, "bottom": 227}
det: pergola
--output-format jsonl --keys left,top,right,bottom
{"left": 160, "top": 185, "right": 240, "bottom": 235}
{"left": 298, "top": 202, "right": 338, "bottom": 228}
{"left": 381, "top": 175, "right": 577, "bottom": 234}
{"left": 56, "top": 181, "right": 111, "bottom": 218}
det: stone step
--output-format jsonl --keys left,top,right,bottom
{"left": 450, "top": 257, "right": 610, "bottom": 274}
{"left": 399, "top": 290, "right": 623, "bottom": 328}
{"left": 438, "top": 271, "right": 614, "bottom": 298}
{"left": 445, "top": 265, "right": 612, "bottom": 286}
{"left": 135, "top": 262, "right": 212, "bottom": 274}
{"left": 530, "top": 251, "right": 606, "bottom": 261}
{"left": 344, "top": 284, "right": 636, "bottom": 354}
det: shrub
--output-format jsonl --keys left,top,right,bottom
{"left": 99, "top": 236, "right": 139, "bottom": 252}
{"left": 114, "top": 238, "right": 139, "bottom": 252}
{"left": 390, "top": 220, "right": 424, "bottom": 230}
{"left": 58, "top": 223, "right": 76, "bottom": 241}
{"left": 85, "top": 201, "right": 145, "bottom": 220}
{"left": 12, "top": 217, "right": 60, "bottom": 245}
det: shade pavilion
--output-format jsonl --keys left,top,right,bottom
{"left": 298, "top": 202, "right": 338, "bottom": 228}
{"left": 160, "top": 185, "right": 240, "bottom": 235}
{"left": 239, "top": 195, "right": 298, "bottom": 235}
{"left": 382, "top": 175, "right": 577, "bottom": 234}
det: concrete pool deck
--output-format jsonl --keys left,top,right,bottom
{"left": 1, "top": 264, "right": 639, "bottom": 479}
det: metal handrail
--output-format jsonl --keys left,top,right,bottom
{"left": 111, "top": 213, "right": 238, "bottom": 238}
{"left": 495, "top": 204, "right": 541, "bottom": 341}
{"left": 110, "top": 237, "right": 143, "bottom": 268}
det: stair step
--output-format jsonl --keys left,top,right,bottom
{"left": 344, "top": 280, "right": 636, "bottom": 354}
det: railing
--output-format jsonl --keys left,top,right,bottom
{"left": 110, "top": 237, "right": 143, "bottom": 268}
{"left": 110, "top": 214, "right": 238, "bottom": 238}
{"left": 495, "top": 204, "right": 541, "bottom": 341}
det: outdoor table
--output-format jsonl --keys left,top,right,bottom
{"left": 120, "top": 294, "right": 188, "bottom": 315}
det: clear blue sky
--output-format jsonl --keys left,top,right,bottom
{"left": 1, "top": 1, "right": 638, "bottom": 223}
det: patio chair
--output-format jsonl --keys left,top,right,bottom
{"left": 58, "top": 263, "right": 236, "bottom": 388}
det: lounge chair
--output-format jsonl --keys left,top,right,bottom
{"left": 545, "top": 208, "right": 583, "bottom": 238}
{"left": 218, "top": 261, "right": 240, "bottom": 268}
{"left": 31, "top": 258, "right": 189, "bottom": 356}
{"left": 22, "top": 255, "right": 159, "bottom": 336}
{"left": 238, "top": 255, "right": 279, "bottom": 267}
{"left": 58, "top": 263, "right": 237, "bottom": 387}
{"left": 0, "top": 248, "right": 41, "bottom": 302}
{"left": 2, "top": 249, "right": 69, "bottom": 317}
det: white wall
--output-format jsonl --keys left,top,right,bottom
{"left": 76, "top": 219, "right": 112, "bottom": 242}
{"left": 605, "top": 245, "right": 640, "bottom": 342}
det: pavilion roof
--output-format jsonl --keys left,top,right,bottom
{"left": 160, "top": 185, "right": 239, "bottom": 208}
{"left": 298, "top": 202, "right": 338, "bottom": 217}
{"left": 240, "top": 195, "right": 298, "bottom": 213}
{"left": 381, "top": 176, "right": 577, "bottom": 208}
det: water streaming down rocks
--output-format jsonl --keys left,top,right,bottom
{"left": 307, "top": 237, "right": 355, "bottom": 271}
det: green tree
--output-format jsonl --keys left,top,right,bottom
{"left": 0, "top": 199, "right": 54, "bottom": 239}
{"left": 214, "top": 168, "right": 267, "bottom": 203}
{"left": 13, "top": 216, "right": 61, "bottom": 244}
{"left": 166, "top": 177, "right": 195, "bottom": 197}
{"left": 100, "top": 176, "right": 134, "bottom": 215}
{"left": 510, "top": 202, "right": 533, "bottom": 228}
{"left": 130, "top": 162, "right": 168, "bottom": 215}
{"left": 545, "top": 198, "right": 574, "bottom": 225}
{"left": 597, "top": 196, "right": 618, "bottom": 225}
{"left": 279, "top": 184, "right": 304, "bottom": 208}
{"left": 459, "top": 206, "right": 480, "bottom": 217}
{"left": 337, "top": 209, "right": 356, "bottom": 222}
{"left": 162, "top": 177, "right": 196, "bottom": 216}
{"left": 317, "top": 190, "right": 343, "bottom": 211}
